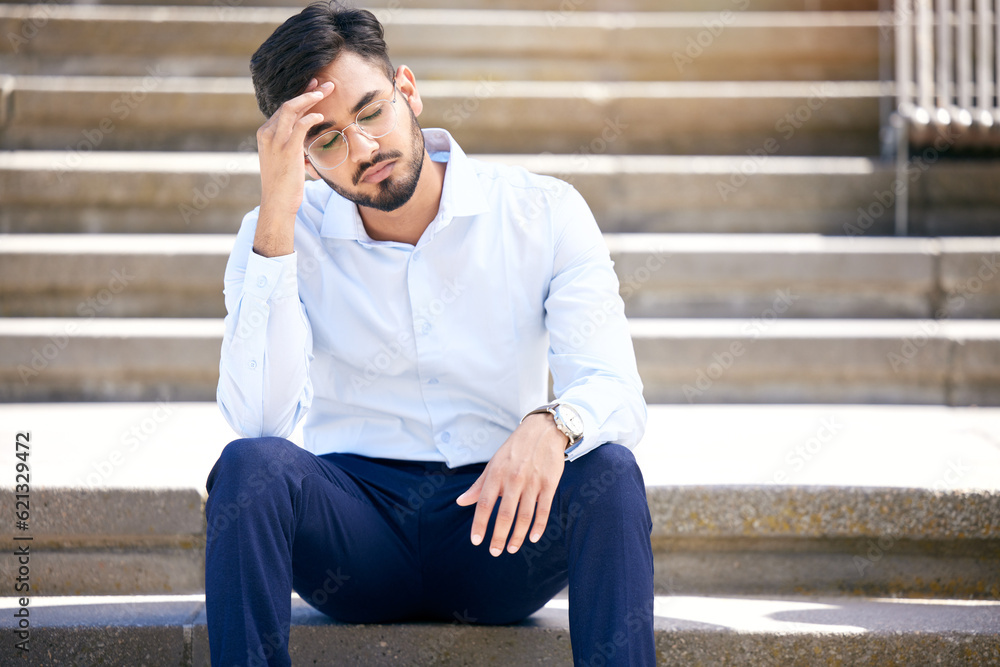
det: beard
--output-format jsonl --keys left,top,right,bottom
{"left": 319, "top": 105, "right": 426, "bottom": 213}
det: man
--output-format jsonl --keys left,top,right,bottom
{"left": 208, "top": 2, "right": 654, "bottom": 665}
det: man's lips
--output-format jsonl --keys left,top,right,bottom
{"left": 360, "top": 159, "right": 395, "bottom": 184}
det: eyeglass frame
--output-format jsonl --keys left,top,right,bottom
{"left": 304, "top": 77, "right": 400, "bottom": 172}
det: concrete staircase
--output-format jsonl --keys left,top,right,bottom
{"left": 1, "top": 402, "right": 999, "bottom": 664}
{"left": 5, "top": 592, "right": 1000, "bottom": 665}
{"left": 2, "top": 0, "right": 1000, "bottom": 664}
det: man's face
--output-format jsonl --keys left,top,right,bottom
{"left": 304, "top": 52, "right": 425, "bottom": 212}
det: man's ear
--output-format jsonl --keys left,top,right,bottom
{"left": 395, "top": 64, "right": 422, "bottom": 117}
{"left": 304, "top": 155, "right": 321, "bottom": 181}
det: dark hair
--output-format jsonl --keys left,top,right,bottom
{"left": 250, "top": 1, "right": 394, "bottom": 118}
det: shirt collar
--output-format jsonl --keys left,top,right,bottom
{"left": 318, "top": 128, "right": 489, "bottom": 242}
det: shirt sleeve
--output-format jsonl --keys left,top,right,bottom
{"left": 543, "top": 185, "right": 647, "bottom": 461}
{"left": 217, "top": 208, "right": 314, "bottom": 439}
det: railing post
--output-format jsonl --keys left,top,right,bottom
{"left": 957, "top": 0, "right": 973, "bottom": 111}
{"left": 937, "top": 0, "right": 953, "bottom": 115}
{"left": 976, "top": 0, "right": 993, "bottom": 125}
{"left": 893, "top": 0, "right": 914, "bottom": 236}
{"left": 897, "top": 0, "right": 914, "bottom": 113}
{"left": 994, "top": 0, "right": 999, "bottom": 128}
{"left": 893, "top": 113, "right": 910, "bottom": 236}
{"left": 917, "top": 0, "right": 936, "bottom": 113}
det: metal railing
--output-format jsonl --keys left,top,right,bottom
{"left": 891, "top": 0, "right": 999, "bottom": 234}
{"left": 896, "top": 0, "right": 999, "bottom": 145}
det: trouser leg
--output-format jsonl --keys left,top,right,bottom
{"left": 204, "top": 439, "right": 422, "bottom": 667}
{"left": 420, "top": 443, "right": 655, "bottom": 666}
{"left": 205, "top": 437, "right": 304, "bottom": 667}
{"left": 558, "top": 444, "right": 655, "bottom": 667}
{"left": 205, "top": 438, "right": 653, "bottom": 666}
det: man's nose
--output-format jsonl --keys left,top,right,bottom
{"left": 345, "top": 125, "right": 380, "bottom": 162}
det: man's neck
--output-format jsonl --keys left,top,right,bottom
{"left": 358, "top": 153, "right": 447, "bottom": 246}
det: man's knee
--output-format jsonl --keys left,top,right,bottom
{"left": 204, "top": 437, "right": 301, "bottom": 543}
{"left": 564, "top": 444, "right": 647, "bottom": 514}
{"left": 207, "top": 436, "right": 300, "bottom": 495}
{"left": 583, "top": 442, "right": 640, "bottom": 473}
{"left": 569, "top": 443, "right": 642, "bottom": 488}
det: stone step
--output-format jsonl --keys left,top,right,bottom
{"left": 3, "top": 0, "right": 880, "bottom": 10}
{"left": 633, "top": 318, "right": 1000, "bottom": 405}
{"left": 0, "top": 5, "right": 882, "bottom": 81}
{"left": 4, "top": 234, "right": 1000, "bottom": 319}
{"left": 5, "top": 151, "right": 1000, "bottom": 236}
{"left": 0, "top": 318, "right": 223, "bottom": 402}
{"left": 0, "top": 593, "right": 998, "bottom": 666}
{"left": 0, "top": 402, "right": 997, "bottom": 599}
{"left": 3, "top": 317, "right": 1000, "bottom": 404}
{"left": 0, "top": 234, "right": 233, "bottom": 318}
{"left": 608, "top": 234, "right": 1000, "bottom": 318}
{"left": 0, "top": 76, "right": 885, "bottom": 155}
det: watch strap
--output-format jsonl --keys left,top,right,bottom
{"left": 521, "top": 403, "right": 559, "bottom": 423}
{"left": 521, "top": 402, "right": 583, "bottom": 452}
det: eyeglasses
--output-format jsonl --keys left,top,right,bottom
{"left": 305, "top": 80, "right": 399, "bottom": 171}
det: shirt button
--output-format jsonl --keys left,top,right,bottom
{"left": 249, "top": 360, "right": 258, "bottom": 370}
{"left": 257, "top": 276, "right": 267, "bottom": 288}
{"left": 427, "top": 378, "right": 439, "bottom": 385}
{"left": 416, "top": 320, "right": 431, "bottom": 335}
{"left": 441, "top": 431, "right": 451, "bottom": 443}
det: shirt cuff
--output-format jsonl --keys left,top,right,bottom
{"left": 244, "top": 250, "right": 298, "bottom": 301}
{"left": 562, "top": 402, "right": 599, "bottom": 462}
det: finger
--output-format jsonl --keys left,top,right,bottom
{"left": 270, "top": 82, "right": 334, "bottom": 136}
{"left": 455, "top": 473, "right": 485, "bottom": 507}
{"left": 258, "top": 111, "right": 325, "bottom": 164}
{"left": 263, "top": 79, "right": 318, "bottom": 134}
{"left": 469, "top": 480, "right": 500, "bottom": 548}
{"left": 488, "top": 492, "right": 521, "bottom": 557}
{"left": 529, "top": 488, "right": 555, "bottom": 544}
{"left": 294, "top": 112, "right": 327, "bottom": 136}
{"left": 287, "top": 80, "right": 334, "bottom": 112}
{"left": 506, "top": 486, "right": 539, "bottom": 554}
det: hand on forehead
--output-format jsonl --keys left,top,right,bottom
{"left": 311, "top": 53, "right": 392, "bottom": 115}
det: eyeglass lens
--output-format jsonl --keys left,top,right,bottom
{"left": 307, "top": 97, "right": 397, "bottom": 170}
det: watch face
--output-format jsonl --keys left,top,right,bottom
{"left": 556, "top": 404, "right": 584, "bottom": 438}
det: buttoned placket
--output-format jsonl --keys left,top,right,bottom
{"left": 407, "top": 209, "right": 458, "bottom": 462}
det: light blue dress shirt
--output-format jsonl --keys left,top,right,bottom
{"left": 218, "top": 128, "right": 646, "bottom": 467}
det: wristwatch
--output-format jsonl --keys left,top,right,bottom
{"left": 521, "top": 402, "right": 585, "bottom": 449}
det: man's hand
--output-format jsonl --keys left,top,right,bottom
{"left": 456, "top": 414, "right": 568, "bottom": 556}
{"left": 253, "top": 78, "right": 333, "bottom": 258}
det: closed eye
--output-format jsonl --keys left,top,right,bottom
{"left": 320, "top": 133, "right": 343, "bottom": 150}
{"left": 359, "top": 107, "right": 383, "bottom": 124}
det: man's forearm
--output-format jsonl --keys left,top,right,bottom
{"left": 252, "top": 204, "right": 298, "bottom": 258}
{"left": 545, "top": 185, "right": 647, "bottom": 459}
{"left": 218, "top": 229, "right": 314, "bottom": 438}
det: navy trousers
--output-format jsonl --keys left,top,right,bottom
{"left": 204, "top": 437, "right": 655, "bottom": 666}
